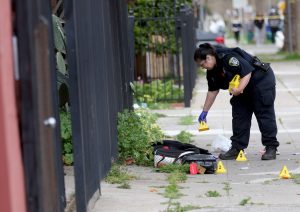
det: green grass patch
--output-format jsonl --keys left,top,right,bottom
{"left": 166, "top": 202, "right": 204, "bottom": 212}
{"left": 205, "top": 190, "right": 221, "bottom": 197}
{"left": 117, "top": 182, "right": 131, "bottom": 189}
{"left": 163, "top": 184, "right": 183, "bottom": 199}
{"left": 153, "top": 113, "right": 167, "bottom": 118}
{"left": 239, "top": 197, "right": 251, "bottom": 206}
{"left": 175, "top": 131, "right": 194, "bottom": 143}
{"left": 178, "top": 115, "right": 195, "bottom": 125}
{"left": 257, "top": 52, "right": 300, "bottom": 62}
{"left": 167, "top": 170, "right": 187, "bottom": 184}
{"left": 105, "top": 164, "right": 135, "bottom": 185}
{"left": 157, "top": 164, "right": 190, "bottom": 174}
{"left": 148, "top": 102, "right": 171, "bottom": 109}
{"left": 291, "top": 174, "right": 300, "bottom": 184}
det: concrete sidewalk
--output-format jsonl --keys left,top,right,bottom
{"left": 92, "top": 45, "right": 300, "bottom": 212}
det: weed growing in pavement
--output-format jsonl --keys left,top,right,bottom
{"left": 166, "top": 202, "right": 204, "bottom": 212}
{"left": 222, "top": 182, "right": 232, "bottom": 196}
{"left": 157, "top": 164, "right": 190, "bottom": 174}
{"left": 164, "top": 184, "right": 183, "bottom": 199}
{"left": 286, "top": 141, "right": 292, "bottom": 145}
{"left": 239, "top": 197, "right": 252, "bottom": 206}
{"left": 205, "top": 190, "right": 221, "bottom": 197}
{"left": 105, "top": 164, "right": 135, "bottom": 188}
{"left": 117, "top": 182, "right": 131, "bottom": 189}
{"left": 291, "top": 174, "right": 300, "bottom": 184}
{"left": 197, "top": 180, "right": 209, "bottom": 184}
{"left": 175, "top": 131, "right": 194, "bottom": 143}
{"left": 167, "top": 170, "right": 187, "bottom": 184}
{"left": 178, "top": 115, "right": 195, "bottom": 125}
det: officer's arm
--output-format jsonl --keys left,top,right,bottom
{"left": 203, "top": 90, "right": 219, "bottom": 111}
{"left": 231, "top": 73, "right": 252, "bottom": 96}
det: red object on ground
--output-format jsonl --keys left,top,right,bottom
{"left": 189, "top": 162, "right": 198, "bottom": 175}
{"left": 0, "top": 1, "right": 26, "bottom": 212}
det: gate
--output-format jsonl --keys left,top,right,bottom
{"left": 15, "top": 0, "right": 65, "bottom": 211}
{"left": 129, "top": 0, "right": 196, "bottom": 107}
{"left": 64, "top": 0, "right": 132, "bottom": 210}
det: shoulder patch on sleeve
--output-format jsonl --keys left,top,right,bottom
{"left": 229, "top": 57, "right": 239, "bottom": 66}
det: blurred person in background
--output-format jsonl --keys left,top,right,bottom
{"left": 254, "top": 12, "right": 265, "bottom": 45}
{"left": 268, "top": 7, "right": 281, "bottom": 44}
{"left": 231, "top": 14, "right": 242, "bottom": 44}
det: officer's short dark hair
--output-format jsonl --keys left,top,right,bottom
{"left": 194, "top": 43, "right": 216, "bottom": 61}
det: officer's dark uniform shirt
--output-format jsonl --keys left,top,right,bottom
{"left": 206, "top": 52, "right": 255, "bottom": 92}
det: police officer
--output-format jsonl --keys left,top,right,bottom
{"left": 194, "top": 43, "right": 279, "bottom": 160}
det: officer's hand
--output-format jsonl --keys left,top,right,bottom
{"left": 230, "top": 88, "right": 243, "bottom": 96}
{"left": 198, "top": 111, "right": 208, "bottom": 122}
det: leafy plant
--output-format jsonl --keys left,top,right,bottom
{"left": 166, "top": 202, "right": 203, "bottom": 212}
{"left": 60, "top": 110, "right": 73, "bottom": 165}
{"left": 128, "top": 0, "right": 192, "bottom": 55}
{"left": 222, "top": 182, "right": 232, "bottom": 196}
{"left": 205, "top": 190, "right": 221, "bottom": 197}
{"left": 175, "top": 131, "right": 194, "bottom": 143}
{"left": 157, "top": 164, "right": 190, "bottom": 174}
{"left": 239, "top": 197, "right": 252, "bottom": 206}
{"left": 117, "top": 109, "right": 164, "bottom": 166}
{"left": 52, "top": 14, "right": 67, "bottom": 75}
{"left": 178, "top": 115, "right": 195, "bottom": 125}
{"left": 105, "top": 164, "right": 135, "bottom": 184}
{"left": 133, "top": 80, "right": 183, "bottom": 106}
{"left": 291, "top": 174, "right": 300, "bottom": 184}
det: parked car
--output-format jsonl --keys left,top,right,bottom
{"left": 195, "top": 29, "right": 225, "bottom": 47}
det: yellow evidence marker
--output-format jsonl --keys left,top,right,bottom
{"left": 228, "top": 74, "right": 240, "bottom": 93}
{"left": 236, "top": 150, "right": 247, "bottom": 162}
{"left": 198, "top": 121, "right": 209, "bottom": 131}
{"left": 216, "top": 161, "right": 227, "bottom": 174}
{"left": 279, "top": 165, "right": 291, "bottom": 179}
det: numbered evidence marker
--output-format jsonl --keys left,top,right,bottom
{"left": 279, "top": 165, "right": 291, "bottom": 179}
{"left": 198, "top": 121, "right": 209, "bottom": 131}
{"left": 236, "top": 150, "right": 247, "bottom": 162}
{"left": 216, "top": 161, "right": 227, "bottom": 174}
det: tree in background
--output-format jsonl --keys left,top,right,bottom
{"left": 283, "top": 0, "right": 300, "bottom": 53}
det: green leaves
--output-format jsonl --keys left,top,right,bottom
{"left": 130, "top": 0, "right": 192, "bottom": 55}
{"left": 52, "top": 14, "right": 66, "bottom": 53}
{"left": 52, "top": 14, "right": 68, "bottom": 75}
{"left": 117, "top": 109, "right": 164, "bottom": 166}
{"left": 133, "top": 80, "right": 183, "bottom": 106}
{"left": 56, "top": 52, "right": 67, "bottom": 74}
{"left": 60, "top": 110, "right": 73, "bottom": 165}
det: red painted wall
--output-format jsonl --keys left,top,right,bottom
{"left": 0, "top": 0, "right": 26, "bottom": 211}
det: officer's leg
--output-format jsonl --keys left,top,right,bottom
{"left": 230, "top": 95, "right": 253, "bottom": 150}
{"left": 253, "top": 86, "right": 279, "bottom": 147}
{"left": 219, "top": 95, "right": 252, "bottom": 160}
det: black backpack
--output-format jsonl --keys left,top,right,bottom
{"left": 153, "top": 140, "right": 217, "bottom": 174}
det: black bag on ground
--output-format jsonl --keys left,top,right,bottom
{"left": 153, "top": 140, "right": 217, "bottom": 173}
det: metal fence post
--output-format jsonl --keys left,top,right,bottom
{"left": 127, "top": 10, "right": 135, "bottom": 108}
{"left": 180, "top": 5, "right": 195, "bottom": 107}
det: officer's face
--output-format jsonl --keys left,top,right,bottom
{"left": 196, "top": 55, "right": 216, "bottom": 70}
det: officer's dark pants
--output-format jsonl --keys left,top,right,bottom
{"left": 230, "top": 69, "right": 279, "bottom": 150}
